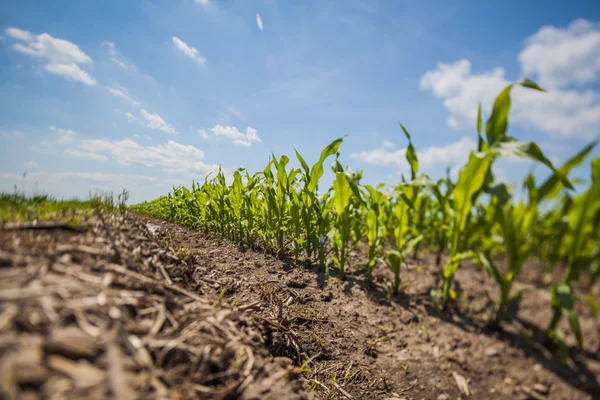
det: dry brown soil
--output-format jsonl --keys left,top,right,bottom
{"left": 1, "top": 211, "right": 599, "bottom": 400}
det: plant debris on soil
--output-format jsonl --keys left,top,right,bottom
{"left": 0, "top": 212, "right": 308, "bottom": 400}
{"left": 1, "top": 211, "right": 599, "bottom": 399}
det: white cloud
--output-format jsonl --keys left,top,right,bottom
{"left": 64, "top": 149, "right": 108, "bottom": 161}
{"left": 0, "top": 171, "right": 183, "bottom": 190}
{"left": 383, "top": 140, "right": 394, "bottom": 149}
{"left": 24, "top": 161, "right": 38, "bottom": 168}
{"left": 100, "top": 41, "right": 136, "bottom": 71}
{"left": 5, "top": 27, "right": 95, "bottom": 86}
{"left": 232, "top": 139, "right": 252, "bottom": 148}
{"left": 1, "top": 130, "right": 25, "bottom": 139}
{"left": 420, "top": 59, "right": 507, "bottom": 129}
{"left": 200, "top": 125, "right": 261, "bottom": 147}
{"left": 124, "top": 112, "right": 137, "bottom": 123}
{"left": 418, "top": 137, "right": 477, "bottom": 167}
{"left": 519, "top": 19, "right": 600, "bottom": 89}
{"left": 49, "top": 126, "right": 77, "bottom": 145}
{"left": 106, "top": 85, "right": 140, "bottom": 107}
{"left": 65, "top": 138, "right": 218, "bottom": 178}
{"left": 140, "top": 109, "right": 177, "bottom": 135}
{"left": 9, "top": 30, "right": 91, "bottom": 64}
{"left": 172, "top": 36, "right": 207, "bottom": 65}
{"left": 45, "top": 63, "right": 96, "bottom": 86}
{"left": 106, "top": 85, "right": 129, "bottom": 100}
{"left": 195, "top": 0, "right": 210, "bottom": 6}
{"left": 225, "top": 105, "right": 244, "bottom": 120}
{"left": 107, "top": 88, "right": 174, "bottom": 137}
{"left": 350, "top": 136, "right": 477, "bottom": 172}
{"left": 420, "top": 58, "right": 600, "bottom": 139}
{"left": 420, "top": 20, "right": 600, "bottom": 139}
{"left": 31, "top": 140, "right": 53, "bottom": 153}
{"left": 350, "top": 147, "right": 407, "bottom": 167}
{"left": 5, "top": 27, "right": 34, "bottom": 42}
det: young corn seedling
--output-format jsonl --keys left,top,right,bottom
{"left": 315, "top": 193, "right": 333, "bottom": 273}
{"left": 479, "top": 183, "right": 537, "bottom": 324}
{"left": 295, "top": 138, "right": 343, "bottom": 262}
{"left": 547, "top": 157, "right": 600, "bottom": 350}
{"left": 429, "top": 173, "right": 452, "bottom": 266}
{"left": 364, "top": 184, "right": 387, "bottom": 284}
{"left": 435, "top": 78, "right": 570, "bottom": 306}
{"left": 328, "top": 171, "right": 354, "bottom": 280}
{"left": 382, "top": 236, "right": 423, "bottom": 295}
{"left": 437, "top": 150, "right": 491, "bottom": 303}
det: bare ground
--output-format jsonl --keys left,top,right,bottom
{"left": 1, "top": 211, "right": 599, "bottom": 399}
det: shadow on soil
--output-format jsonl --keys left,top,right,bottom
{"left": 425, "top": 301, "right": 600, "bottom": 398}
{"left": 286, "top": 253, "right": 600, "bottom": 399}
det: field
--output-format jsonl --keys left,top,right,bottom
{"left": 1, "top": 81, "right": 599, "bottom": 399}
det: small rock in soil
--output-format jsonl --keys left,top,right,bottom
{"left": 533, "top": 383, "right": 550, "bottom": 395}
{"left": 286, "top": 279, "right": 307, "bottom": 289}
{"left": 452, "top": 371, "right": 471, "bottom": 396}
{"left": 521, "top": 385, "right": 547, "bottom": 400}
{"left": 485, "top": 347, "right": 500, "bottom": 357}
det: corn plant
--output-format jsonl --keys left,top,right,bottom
{"left": 327, "top": 171, "right": 354, "bottom": 280}
{"left": 479, "top": 183, "right": 537, "bottom": 323}
{"left": 429, "top": 170, "right": 453, "bottom": 266}
{"left": 382, "top": 188, "right": 423, "bottom": 294}
{"left": 364, "top": 184, "right": 387, "bottom": 284}
{"left": 547, "top": 157, "right": 600, "bottom": 350}
{"left": 437, "top": 150, "right": 492, "bottom": 303}
{"left": 295, "top": 138, "right": 343, "bottom": 260}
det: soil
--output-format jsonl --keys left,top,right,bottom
{"left": 1, "top": 211, "right": 599, "bottom": 400}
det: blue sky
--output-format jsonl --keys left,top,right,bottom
{"left": 1, "top": 0, "right": 599, "bottom": 203}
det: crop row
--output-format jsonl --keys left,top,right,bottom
{"left": 131, "top": 80, "right": 599, "bottom": 355}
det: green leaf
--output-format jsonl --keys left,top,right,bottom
{"left": 552, "top": 329, "right": 570, "bottom": 364}
{"left": 537, "top": 141, "right": 596, "bottom": 202}
{"left": 517, "top": 78, "right": 545, "bottom": 92}
{"left": 403, "top": 235, "right": 424, "bottom": 257}
{"left": 452, "top": 152, "right": 492, "bottom": 234}
{"left": 295, "top": 149, "right": 310, "bottom": 181}
{"left": 399, "top": 124, "right": 419, "bottom": 179}
{"left": 386, "top": 249, "right": 403, "bottom": 273}
{"left": 393, "top": 199, "right": 410, "bottom": 249}
{"left": 478, "top": 253, "right": 505, "bottom": 288}
{"left": 476, "top": 103, "right": 487, "bottom": 152}
{"left": 309, "top": 137, "right": 344, "bottom": 192}
{"left": 399, "top": 123, "right": 411, "bottom": 141}
{"left": 523, "top": 173, "right": 537, "bottom": 204}
{"left": 488, "top": 183, "right": 511, "bottom": 205}
{"left": 567, "top": 164, "right": 600, "bottom": 260}
{"left": 398, "top": 192, "right": 414, "bottom": 209}
{"left": 299, "top": 353, "right": 321, "bottom": 373}
{"left": 553, "top": 284, "right": 583, "bottom": 349}
{"left": 491, "top": 139, "right": 573, "bottom": 190}
{"left": 485, "top": 84, "right": 513, "bottom": 145}
{"left": 406, "top": 143, "right": 419, "bottom": 180}
{"left": 333, "top": 171, "right": 351, "bottom": 215}
{"left": 366, "top": 208, "right": 378, "bottom": 246}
